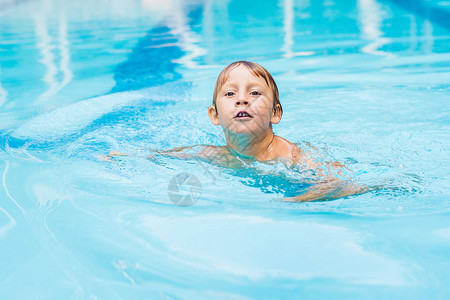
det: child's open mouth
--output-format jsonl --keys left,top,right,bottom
{"left": 234, "top": 111, "right": 253, "bottom": 119}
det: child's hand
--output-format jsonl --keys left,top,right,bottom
{"left": 108, "top": 151, "right": 126, "bottom": 156}
{"left": 96, "top": 155, "right": 112, "bottom": 161}
{"left": 96, "top": 151, "right": 126, "bottom": 162}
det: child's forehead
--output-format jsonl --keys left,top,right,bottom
{"left": 223, "top": 65, "right": 267, "bottom": 85}
{"left": 228, "top": 64, "right": 256, "bottom": 76}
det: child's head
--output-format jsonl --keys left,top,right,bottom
{"left": 209, "top": 61, "right": 283, "bottom": 136}
{"left": 212, "top": 61, "right": 282, "bottom": 113}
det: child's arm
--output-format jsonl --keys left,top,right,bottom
{"left": 286, "top": 146, "right": 369, "bottom": 202}
{"left": 108, "top": 151, "right": 127, "bottom": 156}
{"left": 96, "top": 151, "right": 127, "bottom": 161}
{"left": 152, "top": 146, "right": 196, "bottom": 159}
{"left": 284, "top": 177, "right": 369, "bottom": 202}
{"left": 103, "top": 145, "right": 217, "bottom": 160}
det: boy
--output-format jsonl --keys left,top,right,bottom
{"left": 109, "top": 61, "right": 368, "bottom": 201}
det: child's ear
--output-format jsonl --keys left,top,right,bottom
{"left": 271, "top": 104, "right": 282, "bottom": 124}
{"left": 208, "top": 105, "right": 220, "bottom": 125}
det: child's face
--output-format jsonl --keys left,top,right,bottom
{"left": 209, "top": 65, "right": 281, "bottom": 136}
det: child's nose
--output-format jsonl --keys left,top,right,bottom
{"left": 236, "top": 93, "right": 249, "bottom": 106}
{"left": 235, "top": 99, "right": 249, "bottom": 106}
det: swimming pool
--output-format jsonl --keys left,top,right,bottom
{"left": 1, "top": 0, "right": 449, "bottom": 298}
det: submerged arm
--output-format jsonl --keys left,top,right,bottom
{"left": 104, "top": 145, "right": 215, "bottom": 160}
{"left": 286, "top": 146, "right": 369, "bottom": 202}
{"left": 285, "top": 177, "right": 369, "bottom": 202}
{"left": 151, "top": 146, "right": 196, "bottom": 159}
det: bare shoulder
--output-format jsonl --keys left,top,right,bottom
{"left": 290, "top": 140, "right": 349, "bottom": 176}
{"left": 272, "top": 136, "right": 319, "bottom": 169}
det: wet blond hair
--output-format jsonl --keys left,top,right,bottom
{"left": 212, "top": 61, "right": 282, "bottom": 114}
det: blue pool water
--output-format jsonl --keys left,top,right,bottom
{"left": 1, "top": 0, "right": 449, "bottom": 298}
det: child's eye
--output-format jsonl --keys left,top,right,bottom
{"left": 250, "top": 91, "right": 261, "bottom": 96}
{"left": 225, "top": 91, "right": 235, "bottom": 97}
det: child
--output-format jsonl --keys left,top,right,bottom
{"left": 109, "top": 61, "right": 368, "bottom": 201}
